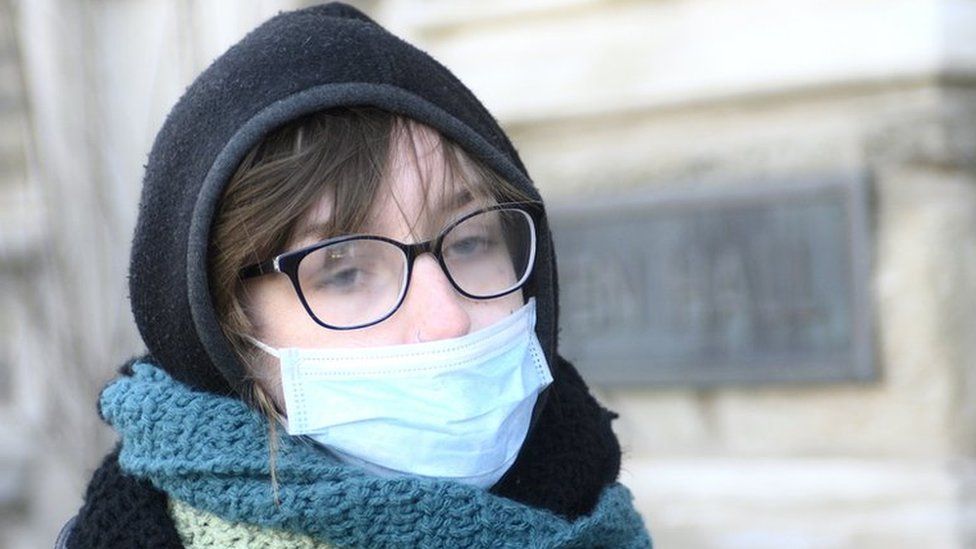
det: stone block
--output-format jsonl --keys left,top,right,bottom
{"left": 624, "top": 457, "right": 971, "bottom": 548}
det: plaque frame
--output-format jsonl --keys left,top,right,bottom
{"left": 548, "top": 172, "right": 875, "bottom": 387}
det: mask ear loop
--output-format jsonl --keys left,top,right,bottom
{"left": 240, "top": 334, "right": 293, "bottom": 450}
{"left": 238, "top": 334, "right": 287, "bottom": 505}
{"left": 243, "top": 334, "right": 281, "bottom": 359}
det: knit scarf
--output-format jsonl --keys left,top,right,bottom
{"left": 100, "top": 363, "right": 651, "bottom": 548}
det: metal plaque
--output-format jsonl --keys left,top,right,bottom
{"left": 549, "top": 173, "right": 874, "bottom": 386}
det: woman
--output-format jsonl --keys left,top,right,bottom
{"left": 63, "top": 3, "right": 651, "bottom": 548}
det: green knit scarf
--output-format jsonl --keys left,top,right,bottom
{"left": 101, "top": 363, "right": 652, "bottom": 548}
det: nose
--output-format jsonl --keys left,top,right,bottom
{"left": 399, "top": 254, "right": 471, "bottom": 342}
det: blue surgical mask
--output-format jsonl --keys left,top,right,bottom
{"left": 249, "top": 298, "right": 553, "bottom": 488}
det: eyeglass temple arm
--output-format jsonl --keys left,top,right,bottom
{"left": 239, "top": 257, "right": 279, "bottom": 280}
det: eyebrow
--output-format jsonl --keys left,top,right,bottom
{"left": 291, "top": 188, "right": 480, "bottom": 246}
{"left": 442, "top": 188, "right": 475, "bottom": 213}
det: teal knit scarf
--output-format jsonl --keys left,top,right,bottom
{"left": 101, "top": 363, "right": 652, "bottom": 548}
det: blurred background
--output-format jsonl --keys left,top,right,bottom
{"left": 2, "top": 0, "right": 976, "bottom": 547}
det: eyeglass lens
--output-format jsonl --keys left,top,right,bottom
{"left": 295, "top": 208, "right": 534, "bottom": 328}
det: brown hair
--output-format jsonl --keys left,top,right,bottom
{"left": 209, "top": 107, "right": 532, "bottom": 416}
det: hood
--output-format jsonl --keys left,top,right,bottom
{"left": 128, "top": 2, "right": 618, "bottom": 519}
{"left": 130, "top": 2, "right": 557, "bottom": 396}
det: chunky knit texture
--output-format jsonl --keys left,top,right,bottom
{"left": 169, "top": 498, "right": 338, "bottom": 548}
{"left": 67, "top": 357, "right": 185, "bottom": 549}
{"left": 70, "top": 347, "right": 625, "bottom": 546}
{"left": 68, "top": 449, "right": 216, "bottom": 548}
{"left": 100, "top": 363, "right": 651, "bottom": 549}
{"left": 67, "top": 445, "right": 183, "bottom": 549}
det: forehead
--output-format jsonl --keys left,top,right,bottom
{"left": 293, "top": 121, "right": 489, "bottom": 245}
{"left": 385, "top": 123, "right": 468, "bottom": 206}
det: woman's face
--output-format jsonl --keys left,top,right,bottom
{"left": 243, "top": 128, "right": 524, "bottom": 409}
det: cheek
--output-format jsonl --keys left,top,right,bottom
{"left": 247, "top": 277, "right": 323, "bottom": 344}
{"left": 246, "top": 278, "right": 293, "bottom": 330}
{"left": 466, "top": 290, "right": 524, "bottom": 332}
{"left": 247, "top": 277, "right": 378, "bottom": 349}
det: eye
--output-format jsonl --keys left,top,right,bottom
{"left": 321, "top": 266, "right": 367, "bottom": 289}
{"left": 305, "top": 247, "right": 377, "bottom": 292}
{"left": 444, "top": 235, "right": 496, "bottom": 260}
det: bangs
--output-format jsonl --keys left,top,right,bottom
{"left": 292, "top": 115, "right": 521, "bottom": 246}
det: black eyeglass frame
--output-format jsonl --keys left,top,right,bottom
{"left": 239, "top": 203, "right": 539, "bottom": 330}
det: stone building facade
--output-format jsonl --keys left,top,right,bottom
{"left": 1, "top": 0, "right": 975, "bottom": 547}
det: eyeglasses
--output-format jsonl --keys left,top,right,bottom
{"left": 240, "top": 204, "right": 537, "bottom": 330}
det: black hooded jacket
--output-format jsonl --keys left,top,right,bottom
{"left": 68, "top": 4, "right": 621, "bottom": 547}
